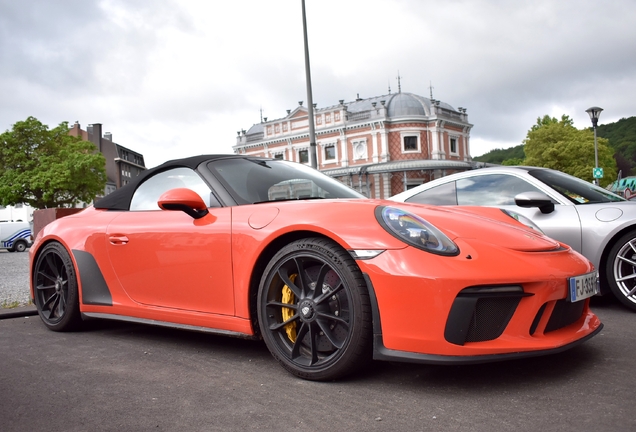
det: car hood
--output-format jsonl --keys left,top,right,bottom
{"left": 395, "top": 202, "right": 563, "bottom": 252}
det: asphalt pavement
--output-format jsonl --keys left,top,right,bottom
{"left": 0, "top": 249, "right": 31, "bottom": 307}
{"left": 0, "top": 293, "right": 634, "bottom": 431}
{"left": 2, "top": 249, "right": 636, "bottom": 431}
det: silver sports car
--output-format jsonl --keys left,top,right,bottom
{"left": 391, "top": 166, "right": 636, "bottom": 312}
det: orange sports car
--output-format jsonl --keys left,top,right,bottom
{"left": 30, "top": 155, "right": 602, "bottom": 381}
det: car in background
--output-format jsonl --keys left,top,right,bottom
{"left": 0, "top": 221, "right": 33, "bottom": 252}
{"left": 606, "top": 176, "right": 636, "bottom": 200}
{"left": 29, "top": 155, "right": 602, "bottom": 381}
{"left": 391, "top": 166, "right": 636, "bottom": 312}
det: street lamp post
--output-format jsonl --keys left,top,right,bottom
{"left": 301, "top": 0, "right": 318, "bottom": 169}
{"left": 586, "top": 106, "right": 603, "bottom": 185}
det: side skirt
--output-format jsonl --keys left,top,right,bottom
{"left": 81, "top": 312, "right": 258, "bottom": 340}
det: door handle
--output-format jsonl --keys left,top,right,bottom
{"left": 109, "top": 235, "right": 129, "bottom": 245}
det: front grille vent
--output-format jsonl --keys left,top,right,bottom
{"left": 465, "top": 297, "right": 520, "bottom": 342}
{"left": 445, "top": 285, "right": 529, "bottom": 346}
{"left": 544, "top": 299, "right": 585, "bottom": 333}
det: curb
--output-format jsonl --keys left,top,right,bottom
{"left": 0, "top": 305, "right": 38, "bottom": 320}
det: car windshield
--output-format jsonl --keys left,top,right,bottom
{"left": 207, "top": 158, "right": 364, "bottom": 205}
{"left": 529, "top": 169, "right": 625, "bottom": 204}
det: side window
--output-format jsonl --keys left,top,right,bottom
{"left": 130, "top": 167, "right": 213, "bottom": 211}
{"left": 456, "top": 174, "right": 543, "bottom": 206}
{"left": 405, "top": 181, "right": 458, "bottom": 205}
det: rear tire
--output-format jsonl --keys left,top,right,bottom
{"left": 606, "top": 230, "right": 636, "bottom": 312}
{"left": 13, "top": 240, "right": 27, "bottom": 252}
{"left": 257, "top": 238, "right": 372, "bottom": 381}
{"left": 33, "top": 242, "right": 83, "bottom": 331}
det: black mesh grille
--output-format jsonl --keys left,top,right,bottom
{"left": 545, "top": 299, "right": 585, "bottom": 333}
{"left": 465, "top": 297, "right": 520, "bottom": 342}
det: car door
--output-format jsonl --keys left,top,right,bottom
{"left": 105, "top": 167, "right": 234, "bottom": 315}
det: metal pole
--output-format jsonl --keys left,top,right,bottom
{"left": 301, "top": 0, "right": 318, "bottom": 169}
{"left": 593, "top": 125, "right": 599, "bottom": 186}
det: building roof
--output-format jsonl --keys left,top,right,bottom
{"left": 242, "top": 91, "right": 462, "bottom": 137}
{"left": 321, "top": 159, "right": 474, "bottom": 177}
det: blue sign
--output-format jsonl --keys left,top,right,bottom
{"left": 593, "top": 167, "right": 604, "bottom": 179}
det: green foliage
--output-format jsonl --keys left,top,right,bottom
{"left": 473, "top": 144, "right": 525, "bottom": 164}
{"left": 0, "top": 117, "right": 107, "bottom": 208}
{"left": 501, "top": 158, "right": 524, "bottom": 166}
{"left": 530, "top": 114, "right": 574, "bottom": 131}
{"left": 523, "top": 115, "right": 617, "bottom": 187}
{"left": 596, "top": 116, "right": 636, "bottom": 176}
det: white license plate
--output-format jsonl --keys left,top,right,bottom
{"left": 568, "top": 271, "right": 599, "bottom": 302}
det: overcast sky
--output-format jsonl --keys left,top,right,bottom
{"left": 1, "top": 0, "right": 635, "bottom": 168}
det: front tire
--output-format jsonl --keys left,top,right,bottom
{"left": 257, "top": 238, "right": 372, "bottom": 381}
{"left": 33, "top": 242, "right": 83, "bottom": 331}
{"left": 606, "top": 230, "right": 636, "bottom": 312}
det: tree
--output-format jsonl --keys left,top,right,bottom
{"left": 523, "top": 115, "right": 617, "bottom": 187}
{"left": 597, "top": 116, "right": 636, "bottom": 176}
{"left": 0, "top": 116, "right": 107, "bottom": 208}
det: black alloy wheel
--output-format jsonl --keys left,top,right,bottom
{"left": 33, "top": 242, "right": 83, "bottom": 331}
{"left": 258, "top": 238, "right": 372, "bottom": 381}
{"left": 607, "top": 230, "right": 636, "bottom": 312}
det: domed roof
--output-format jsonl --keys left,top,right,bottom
{"left": 385, "top": 92, "right": 456, "bottom": 118}
{"left": 387, "top": 92, "right": 428, "bottom": 117}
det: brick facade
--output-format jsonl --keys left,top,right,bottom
{"left": 234, "top": 92, "right": 473, "bottom": 199}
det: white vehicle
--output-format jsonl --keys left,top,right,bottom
{"left": 390, "top": 166, "right": 636, "bottom": 311}
{"left": 0, "top": 221, "right": 33, "bottom": 252}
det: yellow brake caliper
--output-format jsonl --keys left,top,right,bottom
{"left": 281, "top": 274, "right": 297, "bottom": 342}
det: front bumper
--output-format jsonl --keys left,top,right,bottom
{"left": 357, "top": 239, "right": 603, "bottom": 362}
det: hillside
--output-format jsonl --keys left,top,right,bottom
{"left": 474, "top": 116, "right": 636, "bottom": 172}
{"left": 473, "top": 145, "right": 524, "bottom": 164}
{"left": 597, "top": 116, "right": 636, "bottom": 176}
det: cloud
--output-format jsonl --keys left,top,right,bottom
{"left": 1, "top": 0, "right": 635, "bottom": 167}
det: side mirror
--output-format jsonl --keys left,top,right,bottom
{"left": 514, "top": 192, "right": 555, "bottom": 214}
{"left": 158, "top": 188, "right": 209, "bottom": 219}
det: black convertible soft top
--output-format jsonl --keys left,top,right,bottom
{"left": 94, "top": 154, "right": 241, "bottom": 211}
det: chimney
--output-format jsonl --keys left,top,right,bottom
{"left": 88, "top": 123, "right": 102, "bottom": 152}
{"left": 104, "top": 132, "right": 112, "bottom": 141}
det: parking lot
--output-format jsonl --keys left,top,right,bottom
{"left": 0, "top": 249, "right": 30, "bottom": 307}
{"left": 1, "top": 250, "right": 635, "bottom": 431}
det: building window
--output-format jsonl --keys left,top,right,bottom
{"left": 403, "top": 136, "right": 418, "bottom": 152}
{"left": 450, "top": 137, "right": 458, "bottom": 154}
{"left": 274, "top": 153, "right": 284, "bottom": 160}
{"left": 324, "top": 144, "right": 336, "bottom": 161}
{"left": 299, "top": 149, "right": 309, "bottom": 163}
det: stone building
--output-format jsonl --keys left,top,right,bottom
{"left": 234, "top": 91, "right": 474, "bottom": 199}
{"left": 69, "top": 122, "right": 146, "bottom": 196}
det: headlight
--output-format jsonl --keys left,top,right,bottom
{"left": 375, "top": 206, "right": 459, "bottom": 256}
{"left": 500, "top": 209, "right": 544, "bottom": 233}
